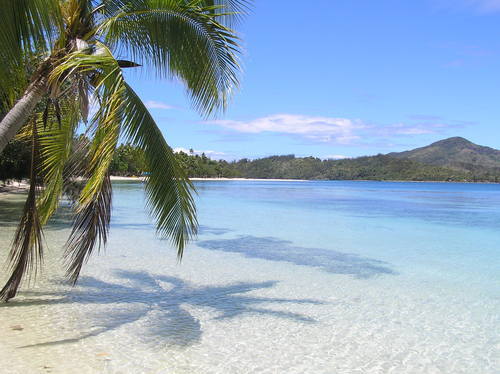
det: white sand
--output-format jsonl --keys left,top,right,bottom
{"left": 109, "top": 176, "right": 307, "bottom": 182}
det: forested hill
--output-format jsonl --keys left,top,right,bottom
{"left": 216, "top": 137, "right": 500, "bottom": 182}
{"left": 166, "top": 137, "right": 500, "bottom": 182}
{"left": 389, "top": 137, "right": 500, "bottom": 174}
{"left": 227, "top": 154, "right": 487, "bottom": 182}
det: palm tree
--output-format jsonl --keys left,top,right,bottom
{"left": 0, "top": 0, "right": 247, "bottom": 301}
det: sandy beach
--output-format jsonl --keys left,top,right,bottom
{"left": 110, "top": 176, "right": 308, "bottom": 182}
{"left": 0, "top": 181, "right": 30, "bottom": 194}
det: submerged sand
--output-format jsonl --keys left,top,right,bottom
{"left": 0, "top": 183, "right": 498, "bottom": 374}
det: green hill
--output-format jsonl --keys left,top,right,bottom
{"left": 229, "top": 137, "right": 500, "bottom": 182}
{"left": 230, "top": 154, "right": 473, "bottom": 181}
{"left": 388, "top": 137, "right": 500, "bottom": 175}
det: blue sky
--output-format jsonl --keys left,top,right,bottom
{"left": 125, "top": 0, "right": 500, "bottom": 160}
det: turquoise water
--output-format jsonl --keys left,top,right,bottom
{"left": 1, "top": 180, "right": 499, "bottom": 373}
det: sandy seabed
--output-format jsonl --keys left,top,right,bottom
{"left": 0, "top": 182, "right": 499, "bottom": 374}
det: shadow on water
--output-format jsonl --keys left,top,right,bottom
{"left": 109, "top": 222, "right": 232, "bottom": 236}
{"left": 0, "top": 197, "right": 73, "bottom": 230}
{"left": 0, "top": 197, "right": 24, "bottom": 226}
{"left": 197, "top": 236, "right": 397, "bottom": 278}
{"left": 198, "top": 225, "right": 232, "bottom": 235}
{"left": 1, "top": 270, "right": 323, "bottom": 349}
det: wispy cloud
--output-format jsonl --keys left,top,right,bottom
{"left": 372, "top": 122, "right": 450, "bottom": 136}
{"left": 204, "top": 113, "right": 468, "bottom": 146}
{"left": 145, "top": 100, "right": 176, "bottom": 110}
{"left": 435, "top": 0, "right": 500, "bottom": 13}
{"left": 433, "top": 42, "right": 496, "bottom": 68}
{"left": 205, "top": 114, "right": 365, "bottom": 144}
{"left": 464, "top": 0, "right": 500, "bottom": 12}
{"left": 408, "top": 114, "right": 444, "bottom": 121}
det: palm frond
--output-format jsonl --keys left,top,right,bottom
{"left": 37, "top": 99, "right": 81, "bottom": 224}
{"left": 0, "top": 0, "right": 61, "bottom": 84}
{"left": 52, "top": 42, "right": 197, "bottom": 265}
{"left": 121, "top": 82, "right": 197, "bottom": 257}
{"left": 98, "top": 0, "right": 243, "bottom": 115}
{"left": 0, "top": 123, "right": 44, "bottom": 302}
{"left": 0, "top": 0, "right": 60, "bottom": 51}
{"left": 57, "top": 45, "right": 122, "bottom": 283}
{"left": 63, "top": 111, "right": 119, "bottom": 284}
{"left": 58, "top": 135, "right": 90, "bottom": 205}
{"left": 64, "top": 173, "right": 112, "bottom": 284}
{"left": 201, "top": 0, "right": 251, "bottom": 26}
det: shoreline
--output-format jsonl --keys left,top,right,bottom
{"left": 109, "top": 176, "right": 309, "bottom": 182}
{"left": 0, "top": 181, "right": 30, "bottom": 194}
{"left": 111, "top": 176, "right": 499, "bottom": 184}
{"left": 2, "top": 177, "right": 498, "bottom": 192}
{"left": 189, "top": 177, "right": 308, "bottom": 182}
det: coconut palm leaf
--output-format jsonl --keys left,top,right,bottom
{"left": 0, "top": 0, "right": 60, "bottom": 63}
{"left": 0, "top": 0, "right": 61, "bottom": 107}
{"left": 60, "top": 43, "right": 195, "bottom": 281}
{"left": 37, "top": 99, "right": 81, "bottom": 224}
{"left": 201, "top": 0, "right": 251, "bottom": 26}
{"left": 0, "top": 124, "right": 44, "bottom": 302}
{"left": 98, "top": 0, "right": 241, "bottom": 115}
{"left": 63, "top": 72, "right": 123, "bottom": 284}
{"left": 64, "top": 173, "right": 113, "bottom": 285}
{"left": 121, "top": 81, "right": 197, "bottom": 257}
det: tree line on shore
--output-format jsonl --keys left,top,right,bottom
{"left": 2, "top": 141, "right": 499, "bottom": 183}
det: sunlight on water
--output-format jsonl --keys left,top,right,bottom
{"left": 1, "top": 181, "right": 499, "bottom": 373}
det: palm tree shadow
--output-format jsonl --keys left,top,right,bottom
{"left": 0, "top": 197, "right": 73, "bottom": 229}
{"left": 4, "top": 270, "right": 324, "bottom": 349}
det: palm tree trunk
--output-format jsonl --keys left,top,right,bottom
{"left": 0, "top": 80, "right": 46, "bottom": 153}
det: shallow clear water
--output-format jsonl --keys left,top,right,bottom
{"left": 1, "top": 180, "right": 499, "bottom": 373}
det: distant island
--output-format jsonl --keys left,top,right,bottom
{"left": 172, "top": 137, "right": 500, "bottom": 182}
{"left": 2, "top": 137, "right": 500, "bottom": 183}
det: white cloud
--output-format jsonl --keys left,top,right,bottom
{"left": 173, "top": 147, "right": 228, "bottom": 160}
{"left": 324, "top": 155, "right": 349, "bottom": 160}
{"left": 206, "top": 114, "right": 365, "bottom": 144}
{"left": 203, "top": 113, "right": 467, "bottom": 146}
{"left": 375, "top": 123, "right": 437, "bottom": 136}
{"left": 145, "top": 100, "right": 175, "bottom": 110}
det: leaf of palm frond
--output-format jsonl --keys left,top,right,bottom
{"left": 37, "top": 98, "right": 80, "bottom": 224}
{"left": 62, "top": 136, "right": 90, "bottom": 204}
{"left": 64, "top": 174, "right": 112, "bottom": 285}
{"left": 63, "top": 46, "right": 123, "bottom": 284}
{"left": 99, "top": 0, "right": 242, "bottom": 116}
{"left": 78, "top": 78, "right": 90, "bottom": 122}
{"left": 121, "top": 82, "right": 197, "bottom": 258}
{"left": 201, "top": 0, "right": 251, "bottom": 26}
{"left": 117, "top": 59, "right": 141, "bottom": 68}
{"left": 101, "top": 0, "right": 250, "bottom": 26}
{"left": 0, "top": 124, "right": 44, "bottom": 302}
{"left": 48, "top": 43, "right": 123, "bottom": 206}
{"left": 77, "top": 84, "right": 122, "bottom": 206}
{"left": 0, "top": 0, "right": 61, "bottom": 75}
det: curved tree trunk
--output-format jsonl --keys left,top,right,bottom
{"left": 0, "top": 80, "right": 46, "bottom": 153}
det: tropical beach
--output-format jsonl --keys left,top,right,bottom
{"left": 2, "top": 0, "right": 500, "bottom": 373}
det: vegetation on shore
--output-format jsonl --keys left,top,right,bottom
{"left": 4, "top": 138, "right": 498, "bottom": 183}
{"left": 99, "top": 137, "right": 500, "bottom": 182}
